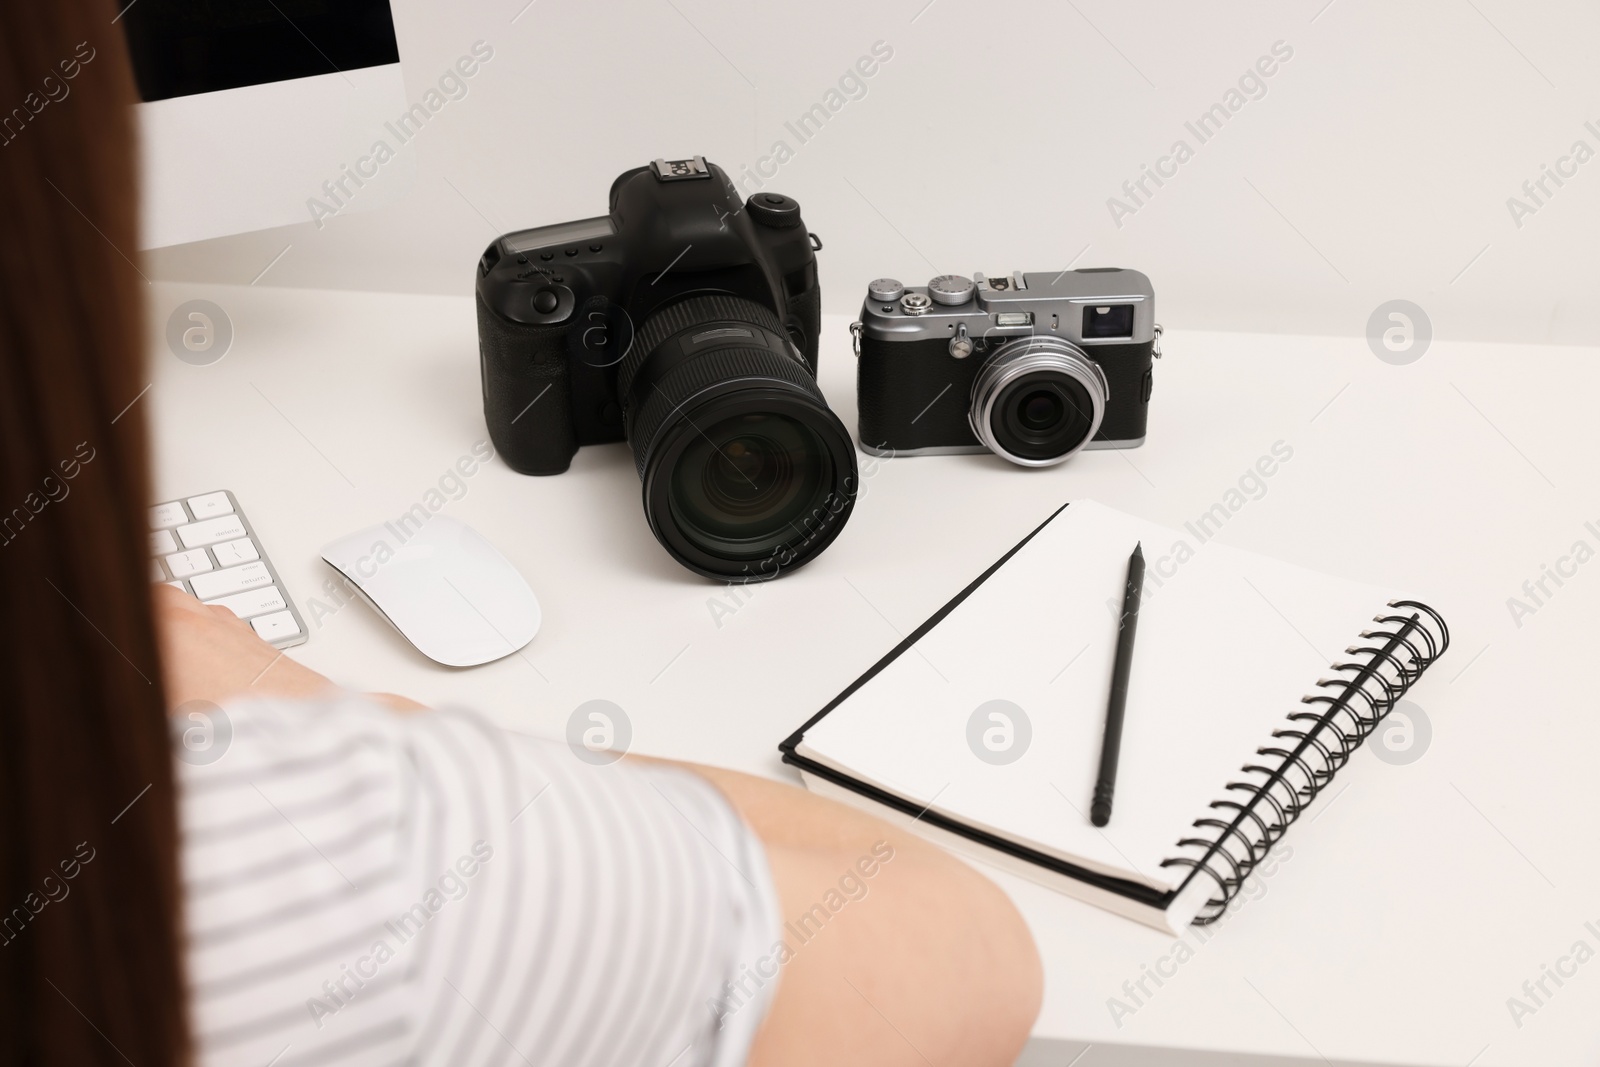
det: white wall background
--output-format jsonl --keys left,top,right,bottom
{"left": 148, "top": 0, "right": 1600, "bottom": 345}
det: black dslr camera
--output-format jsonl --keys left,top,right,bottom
{"left": 854, "top": 269, "right": 1161, "bottom": 466}
{"left": 476, "top": 157, "right": 857, "bottom": 581}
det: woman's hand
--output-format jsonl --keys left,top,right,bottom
{"left": 153, "top": 584, "right": 428, "bottom": 713}
{"left": 154, "top": 583, "right": 334, "bottom": 707}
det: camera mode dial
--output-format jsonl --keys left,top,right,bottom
{"left": 746, "top": 192, "right": 803, "bottom": 229}
{"left": 928, "top": 274, "right": 974, "bottom": 305}
{"left": 867, "top": 278, "right": 905, "bottom": 303}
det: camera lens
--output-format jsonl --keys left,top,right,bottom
{"left": 994, "top": 376, "right": 1095, "bottom": 461}
{"left": 1019, "top": 390, "right": 1063, "bottom": 431}
{"left": 969, "top": 336, "right": 1108, "bottom": 467}
{"left": 667, "top": 414, "right": 830, "bottom": 560}
{"left": 621, "top": 295, "right": 856, "bottom": 580}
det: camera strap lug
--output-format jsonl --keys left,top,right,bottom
{"left": 1152, "top": 323, "right": 1164, "bottom": 359}
{"left": 849, "top": 320, "right": 863, "bottom": 357}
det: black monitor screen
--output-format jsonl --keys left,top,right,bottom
{"left": 122, "top": 0, "right": 399, "bottom": 102}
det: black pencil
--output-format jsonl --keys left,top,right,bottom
{"left": 1091, "top": 542, "right": 1144, "bottom": 827}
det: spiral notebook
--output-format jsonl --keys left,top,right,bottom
{"left": 780, "top": 500, "right": 1449, "bottom": 932}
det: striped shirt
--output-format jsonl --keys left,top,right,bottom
{"left": 174, "top": 695, "right": 782, "bottom": 1067}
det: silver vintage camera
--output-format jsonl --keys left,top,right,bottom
{"left": 852, "top": 269, "right": 1161, "bottom": 466}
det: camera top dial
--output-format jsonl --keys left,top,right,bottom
{"left": 867, "top": 278, "right": 905, "bottom": 303}
{"left": 927, "top": 274, "right": 975, "bottom": 305}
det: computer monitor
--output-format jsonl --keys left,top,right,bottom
{"left": 123, "top": 0, "right": 412, "bottom": 249}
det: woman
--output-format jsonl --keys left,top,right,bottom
{"left": 0, "top": 3, "right": 1043, "bottom": 1065}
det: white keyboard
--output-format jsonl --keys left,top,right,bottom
{"left": 149, "top": 490, "right": 307, "bottom": 649}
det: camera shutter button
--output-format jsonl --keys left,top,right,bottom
{"left": 928, "top": 275, "right": 975, "bottom": 305}
{"left": 532, "top": 289, "right": 560, "bottom": 314}
{"left": 899, "top": 292, "right": 932, "bottom": 316}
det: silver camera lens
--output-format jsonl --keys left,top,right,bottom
{"left": 968, "top": 336, "right": 1109, "bottom": 467}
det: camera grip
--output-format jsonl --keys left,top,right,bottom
{"left": 476, "top": 290, "right": 576, "bottom": 475}
{"left": 788, "top": 284, "right": 822, "bottom": 374}
{"left": 856, "top": 335, "right": 901, "bottom": 452}
{"left": 857, "top": 335, "right": 979, "bottom": 452}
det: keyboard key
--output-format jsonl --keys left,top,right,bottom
{"left": 164, "top": 580, "right": 187, "bottom": 592}
{"left": 205, "top": 585, "right": 287, "bottom": 619}
{"left": 211, "top": 537, "right": 260, "bottom": 568}
{"left": 166, "top": 548, "right": 213, "bottom": 579}
{"left": 151, "top": 559, "right": 165, "bottom": 582}
{"left": 189, "top": 561, "right": 273, "bottom": 601}
{"left": 186, "top": 491, "right": 234, "bottom": 520}
{"left": 177, "top": 514, "right": 248, "bottom": 549}
{"left": 150, "top": 529, "right": 177, "bottom": 556}
{"left": 149, "top": 502, "right": 187, "bottom": 529}
{"left": 250, "top": 610, "right": 302, "bottom": 642}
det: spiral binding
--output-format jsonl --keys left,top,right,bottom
{"left": 1160, "top": 599, "right": 1449, "bottom": 925}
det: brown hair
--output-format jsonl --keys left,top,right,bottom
{"left": 0, "top": 1, "right": 188, "bottom": 1063}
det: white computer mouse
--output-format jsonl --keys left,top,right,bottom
{"left": 320, "top": 515, "right": 539, "bottom": 667}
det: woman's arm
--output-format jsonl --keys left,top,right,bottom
{"left": 155, "top": 583, "right": 1043, "bottom": 1065}
{"left": 691, "top": 764, "right": 1042, "bottom": 1067}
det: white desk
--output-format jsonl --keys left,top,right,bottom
{"left": 148, "top": 282, "right": 1600, "bottom": 1066}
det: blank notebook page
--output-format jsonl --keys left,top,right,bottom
{"left": 796, "top": 500, "right": 1395, "bottom": 892}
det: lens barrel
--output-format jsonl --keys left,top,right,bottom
{"left": 968, "top": 335, "right": 1109, "bottom": 466}
{"left": 621, "top": 295, "right": 857, "bottom": 580}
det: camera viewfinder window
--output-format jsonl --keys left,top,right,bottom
{"left": 1083, "top": 304, "right": 1135, "bottom": 340}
